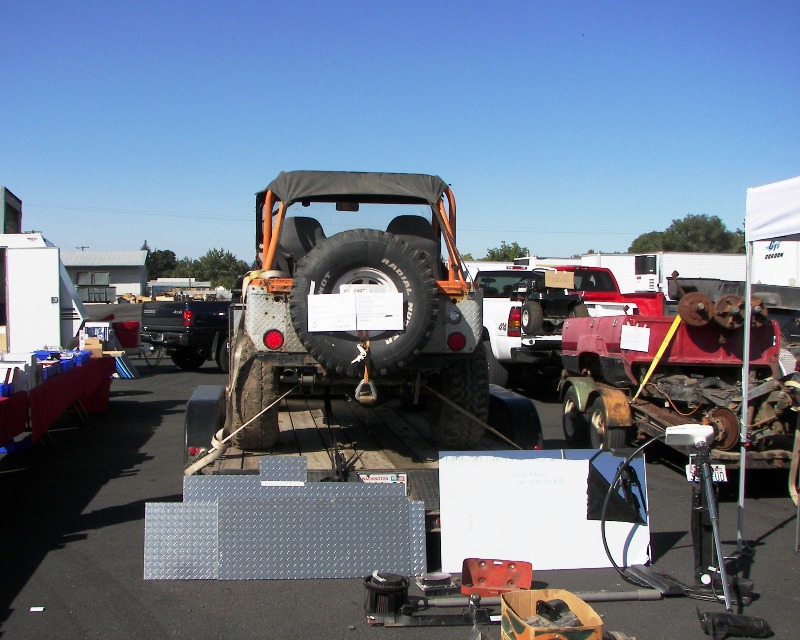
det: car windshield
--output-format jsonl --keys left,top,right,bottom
{"left": 474, "top": 271, "right": 535, "bottom": 298}
{"left": 572, "top": 269, "right": 616, "bottom": 292}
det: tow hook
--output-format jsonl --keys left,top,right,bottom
{"left": 355, "top": 379, "right": 378, "bottom": 406}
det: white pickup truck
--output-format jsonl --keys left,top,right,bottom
{"left": 464, "top": 262, "right": 667, "bottom": 387}
{"left": 463, "top": 262, "right": 536, "bottom": 387}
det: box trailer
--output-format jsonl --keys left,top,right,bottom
{"left": 1, "top": 233, "right": 87, "bottom": 352}
{"left": 634, "top": 252, "right": 747, "bottom": 300}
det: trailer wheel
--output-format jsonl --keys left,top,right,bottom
{"left": 290, "top": 229, "right": 439, "bottom": 377}
{"left": 587, "top": 396, "right": 627, "bottom": 449}
{"left": 484, "top": 341, "right": 510, "bottom": 387}
{"left": 562, "top": 386, "right": 589, "bottom": 446}
{"left": 171, "top": 348, "right": 206, "bottom": 371}
{"left": 429, "top": 348, "right": 489, "bottom": 449}
{"left": 520, "top": 301, "right": 544, "bottom": 335}
{"left": 231, "top": 349, "right": 280, "bottom": 450}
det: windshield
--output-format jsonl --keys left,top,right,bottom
{"left": 572, "top": 269, "right": 617, "bottom": 292}
{"left": 474, "top": 270, "right": 535, "bottom": 298}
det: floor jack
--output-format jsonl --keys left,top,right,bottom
{"left": 618, "top": 425, "right": 771, "bottom": 639}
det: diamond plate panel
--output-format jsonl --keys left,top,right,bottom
{"left": 408, "top": 501, "right": 428, "bottom": 576}
{"left": 424, "top": 298, "right": 482, "bottom": 352}
{"left": 217, "top": 496, "right": 424, "bottom": 579}
{"left": 258, "top": 456, "right": 307, "bottom": 480}
{"left": 245, "top": 290, "right": 304, "bottom": 352}
{"left": 144, "top": 502, "right": 218, "bottom": 580}
{"left": 183, "top": 475, "right": 405, "bottom": 503}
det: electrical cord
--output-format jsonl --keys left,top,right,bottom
{"left": 599, "top": 436, "right": 666, "bottom": 588}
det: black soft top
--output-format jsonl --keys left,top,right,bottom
{"left": 258, "top": 171, "right": 450, "bottom": 208}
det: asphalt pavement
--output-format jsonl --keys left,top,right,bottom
{"left": 1, "top": 360, "right": 798, "bottom": 639}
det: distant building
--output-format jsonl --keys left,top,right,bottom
{"left": 61, "top": 250, "right": 148, "bottom": 302}
{"left": 148, "top": 277, "right": 214, "bottom": 299}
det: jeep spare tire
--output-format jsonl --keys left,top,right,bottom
{"left": 290, "top": 229, "right": 439, "bottom": 378}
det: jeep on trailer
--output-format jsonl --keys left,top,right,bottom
{"left": 226, "top": 171, "right": 488, "bottom": 451}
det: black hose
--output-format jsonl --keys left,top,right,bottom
{"left": 599, "top": 437, "right": 665, "bottom": 588}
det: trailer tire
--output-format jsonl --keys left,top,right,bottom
{"left": 562, "top": 386, "right": 589, "bottom": 446}
{"left": 484, "top": 341, "right": 510, "bottom": 387}
{"left": 429, "top": 347, "right": 489, "bottom": 449}
{"left": 587, "top": 396, "right": 627, "bottom": 449}
{"left": 171, "top": 348, "right": 206, "bottom": 371}
{"left": 290, "top": 229, "right": 439, "bottom": 378}
{"left": 521, "top": 301, "right": 544, "bottom": 335}
{"left": 231, "top": 348, "right": 280, "bottom": 450}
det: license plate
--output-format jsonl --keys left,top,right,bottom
{"left": 685, "top": 461, "right": 727, "bottom": 483}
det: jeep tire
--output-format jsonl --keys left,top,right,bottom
{"left": 429, "top": 347, "right": 490, "bottom": 449}
{"left": 230, "top": 342, "right": 280, "bottom": 450}
{"left": 289, "top": 229, "right": 439, "bottom": 378}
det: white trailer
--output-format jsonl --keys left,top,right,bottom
{"left": 1, "top": 233, "right": 87, "bottom": 352}
{"left": 751, "top": 239, "right": 800, "bottom": 287}
{"left": 633, "top": 252, "right": 747, "bottom": 300}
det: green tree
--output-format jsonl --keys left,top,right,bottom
{"left": 628, "top": 214, "right": 743, "bottom": 253}
{"left": 193, "top": 248, "right": 250, "bottom": 290}
{"left": 170, "top": 257, "right": 196, "bottom": 278}
{"left": 145, "top": 249, "right": 178, "bottom": 280}
{"left": 628, "top": 231, "right": 666, "bottom": 253}
{"left": 484, "top": 241, "right": 529, "bottom": 262}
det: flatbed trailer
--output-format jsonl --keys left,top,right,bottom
{"left": 192, "top": 386, "right": 540, "bottom": 517}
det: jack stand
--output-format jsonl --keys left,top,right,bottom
{"left": 694, "top": 441, "right": 734, "bottom": 612}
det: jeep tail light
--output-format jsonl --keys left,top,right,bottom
{"left": 264, "top": 330, "right": 284, "bottom": 350}
{"left": 447, "top": 332, "right": 466, "bottom": 351}
{"left": 507, "top": 307, "right": 521, "bottom": 337}
{"left": 187, "top": 447, "right": 202, "bottom": 457}
{"left": 183, "top": 309, "right": 195, "bottom": 327}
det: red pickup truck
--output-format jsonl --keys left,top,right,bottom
{"left": 550, "top": 265, "right": 664, "bottom": 315}
{"left": 509, "top": 265, "right": 666, "bottom": 375}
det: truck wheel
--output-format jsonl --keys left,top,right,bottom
{"left": 521, "top": 301, "right": 544, "bottom": 335}
{"left": 290, "top": 229, "right": 439, "bottom": 378}
{"left": 429, "top": 347, "right": 489, "bottom": 449}
{"left": 215, "top": 337, "right": 230, "bottom": 373}
{"left": 562, "top": 386, "right": 589, "bottom": 446}
{"left": 587, "top": 396, "right": 627, "bottom": 449}
{"left": 171, "top": 348, "right": 206, "bottom": 371}
{"left": 484, "top": 341, "right": 510, "bottom": 387}
{"left": 569, "top": 303, "right": 590, "bottom": 318}
{"left": 232, "top": 353, "right": 280, "bottom": 450}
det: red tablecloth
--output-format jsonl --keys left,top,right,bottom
{"left": 0, "top": 391, "right": 29, "bottom": 446}
{"left": 28, "top": 357, "right": 117, "bottom": 442}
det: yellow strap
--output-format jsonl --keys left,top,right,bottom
{"left": 632, "top": 315, "right": 682, "bottom": 402}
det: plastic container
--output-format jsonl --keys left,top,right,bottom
{"left": 112, "top": 321, "right": 140, "bottom": 348}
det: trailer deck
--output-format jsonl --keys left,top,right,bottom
{"left": 206, "top": 393, "right": 518, "bottom": 512}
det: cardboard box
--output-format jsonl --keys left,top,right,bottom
{"left": 544, "top": 270, "right": 575, "bottom": 290}
{"left": 84, "top": 337, "right": 105, "bottom": 359}
{"left": 500, "top": 589, "right": 603, "bottom": 640}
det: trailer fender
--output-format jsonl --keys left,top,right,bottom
{"left": 594, "top": 387, "right": 633, "bottom": 427}
{"left": 559, "top": 376, "right": 597, "bottom": 412}
{"left": 185, "top": 385, "right": 226, "bottom": 464}
{"left": 560, "top": 378, "right": 632, "bottom": 427}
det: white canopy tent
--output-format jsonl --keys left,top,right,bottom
{"left": 740, "top": 175, "right": 800, "bottom": 548}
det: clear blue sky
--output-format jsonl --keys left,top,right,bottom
{"left": 2, "top": 1, "right": 798, "bottom": 263}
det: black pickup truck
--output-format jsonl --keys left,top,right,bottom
{"left": 140, "top": 300, "right": 231, "bottom": 371}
